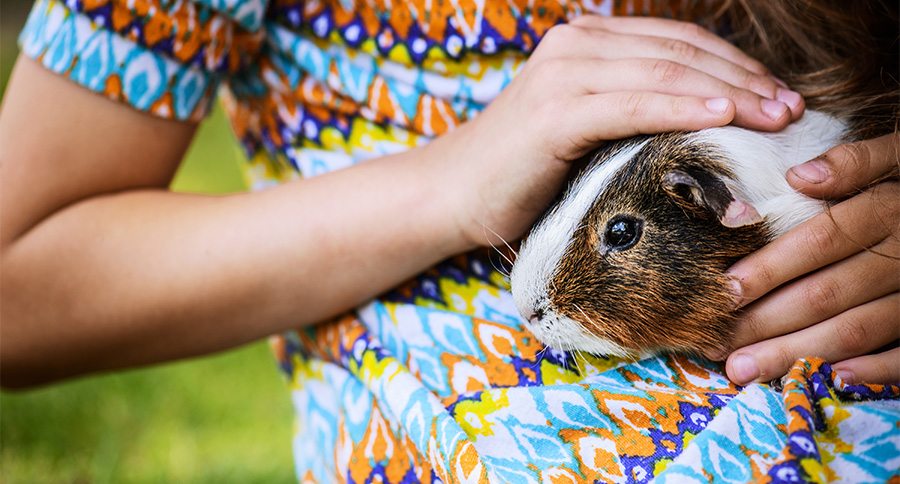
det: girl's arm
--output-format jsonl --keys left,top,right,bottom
{"left": 1, "top": 17, "right": 797, "bottom": 388}
{"left": 1, "top": 57, "right": 470, "bottom": 387}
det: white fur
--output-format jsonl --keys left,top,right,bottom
{"left": 691, "top": 110, "right": 847, "bottom": 237}
{"left": 511, "top": 111, "right": 847, "bottom": 355}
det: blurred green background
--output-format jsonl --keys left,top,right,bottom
{"left": 1, "top": 2, "right": 296, "bottom": 482}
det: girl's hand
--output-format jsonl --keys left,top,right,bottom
{"left": 718, "top": 133, "right": 899, "bottom": 385}
{"left": 430, "top": 16, "right": 804, "bottom": 248}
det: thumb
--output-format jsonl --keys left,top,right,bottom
{"left": 786, "top": 133, "right": 899, "bottom": 199}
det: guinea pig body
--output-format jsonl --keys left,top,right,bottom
{"left": 510, "top": 110, "right": 848, "bottom": 358}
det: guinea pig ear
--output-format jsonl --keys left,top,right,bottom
{"left": 663, "top": 170, "right": 763, "bottom": 228}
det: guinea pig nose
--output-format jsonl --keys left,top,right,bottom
{"left": 528, "top": 308, "right": 546, "bottom": 324}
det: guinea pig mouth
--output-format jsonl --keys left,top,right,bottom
{"left": 523, "top": 308, "right": 558, "bottom": 337}
{"left": 517, "top": 303, "right": 636, "bottom": 357}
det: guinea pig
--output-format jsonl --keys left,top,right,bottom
{"left": 509, "top": 110, "right": 848, "bottom": 358}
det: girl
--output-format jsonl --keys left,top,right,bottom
{"left": 2, "top": 0, "right": 897, "bottom": 481}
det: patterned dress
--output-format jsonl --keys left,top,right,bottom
{"left": 19, "top": 0, "right": 900, "bottom": 481}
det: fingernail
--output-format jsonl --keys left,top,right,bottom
{"left": 728, "top": 277, "right": 744, "bottom": 309}
{"left": 706, "top": 97, "right": 730, "bottom": 115}
{"left": 835, "top": 369, "right": 855, "bottom": 385}
{"left": 761, "top": 99, "right": 789, "bottom": 121}
{"left": 789, "top": 159, "right": 830, "bottom": 184}
{"left": 730, "top": 354, "right": 760, "bottom": 384}
{"left": 775, "top": 88, "right": 803, "bottom": 112}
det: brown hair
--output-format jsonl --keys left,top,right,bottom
{"left": 713, "top": 0, "right": 899, "bottom": 140}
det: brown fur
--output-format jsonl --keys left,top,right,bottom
{"left": 547, "top": 136, "right": 768, "bottom": 355}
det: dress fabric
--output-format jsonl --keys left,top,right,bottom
{"left": 19, "top": 0, "right": 900, "bottom": 481}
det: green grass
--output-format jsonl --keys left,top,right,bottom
{"left": 2, "top": 30, "right": 296, "bottom": 482}
{"left": 170, "top": 105, "right": 249, "bottom": 195}
{"left": 1, "top": 342, "right": 295, "bottom": 483}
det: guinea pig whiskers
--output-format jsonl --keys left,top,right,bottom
{"left": 572, "top": 349, "right": 590, "bottom": 375}
{"left": 558, "top": 338, "right": 577, "bottom": 372}
{"left": 539, "top": 330, "right": 569, "bottom": 370}
{"left": 534, "top": 343, "right": 553, "bottom": 369}
{"left": 573, "top": 303, "right": 603, "bottom": 334}
{"left": 486, "top": 254, "right": 511, "bottom": 278}
{"left": 480, "top": 225, "right": 518, "bottom": 279}
{"left": 482, "top": 224, "right": 519, "bottom": 259}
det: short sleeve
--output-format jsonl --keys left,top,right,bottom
{"left": 18, "top": 0, "right": 265, "bottom": 121}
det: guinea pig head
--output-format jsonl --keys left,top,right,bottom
{"left": 510, "top": 134, "right": 771, "bottom": 358}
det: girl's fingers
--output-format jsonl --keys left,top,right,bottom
{"left": 568, "top": 92, "right": 735, "bottom": 141}
{"left": 725, "top": 293, "right": 900, "bottom": 385}
{"left": 833, "top": 347, "right": 900, "bottom": 385}
{"left": 726, "top": 237, "right": 899, "bottom": 351}
{"left": 544, "top": 57, "right": 789, "bottom": 131}
{"left": 636, "top": 35, "right": 800, "bottom": 121}
{"left": 727, "top": 182, "right": 900, "bottom": 307}
{"left": 787, "top": 133, "right": 900, "bottom": 199}
{"left": 588, "top": 31, "right": 796, "bottom": 109}
{"left": 568, "top": 15, "right": 771, "bottom": 76}
{"left": 537, "top": 25, "right": 795, "bottom": 117}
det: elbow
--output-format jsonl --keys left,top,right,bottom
{"left": 1, "top": 365, "right": 53, "bottom": 391}
{"left": 2, "top": 344, "right": 93, "bottom": 391}
{"left": 0, "top": 344, "right": 63, "bottom": 391}
{"left": 0, "top": 313, "right": 81, "bottom": 390}
{"left": 0, "top": 335, "right": 81, "bottom": 390}
{"left": 0, "top": 310, "right": 71, "bottom": 390}
{"left": 1, "top": 372, "right": 48, "bottom": 392}
{"left": 1, "top": 256, "right": 69, "bottom": 390}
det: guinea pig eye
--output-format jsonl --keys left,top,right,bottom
{"left": 603, "top": 215, "right": 643, "bottom": 252}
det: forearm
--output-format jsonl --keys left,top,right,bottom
{"left": 1, "top": 145, "right": 469, "bottom": 387}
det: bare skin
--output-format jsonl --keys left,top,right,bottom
{"left": 1, "top": 16, "right": 805, "bottom": 389}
